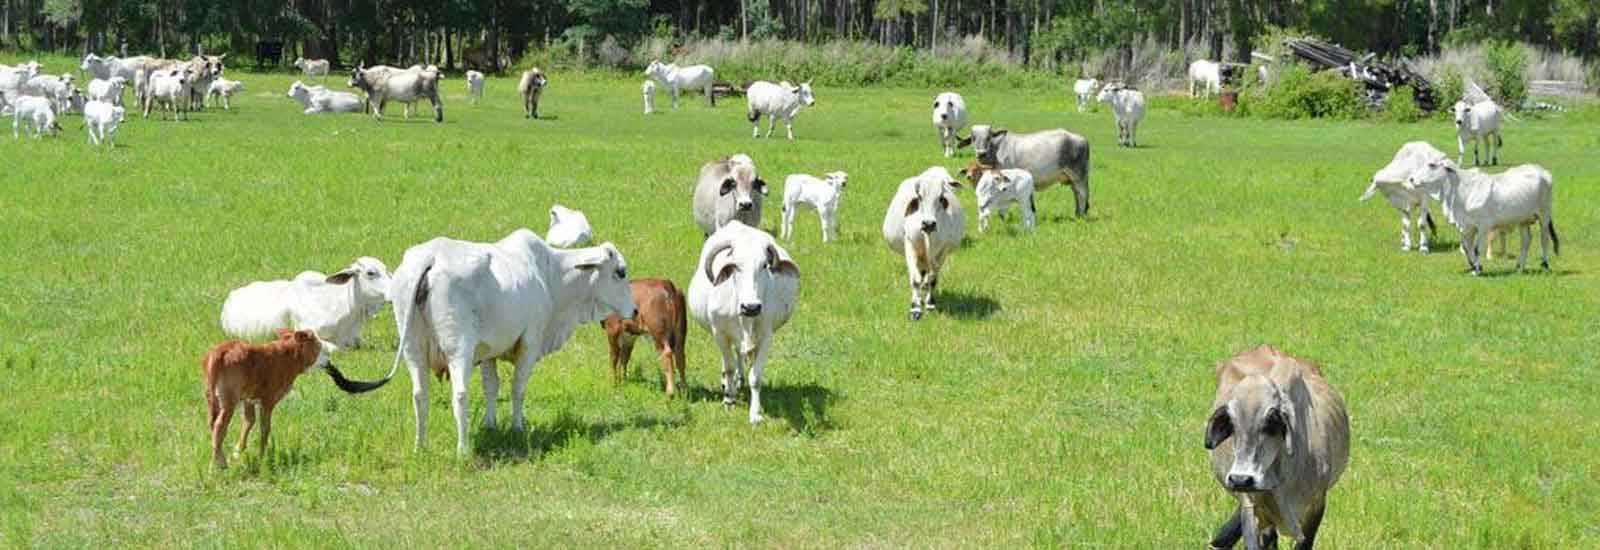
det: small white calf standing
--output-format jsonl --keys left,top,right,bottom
{"left": 12, "top": 96, "right": 59, "bottom": 138}
{"left": 781, "top": 171, "right": 848, "bottom": 242}
{"left": 1096, "top": 84, "right": 1146, "bottom": 147}
{"left": 1073, "top": 78, "right": 1100, "bottom": 112}
{"left": 207, "top": 78, "right": 243, "bottom": 110}
{"left": 83, "top": 100, "right": 125, "bottom": 146}
{"left": 931, "top": 92, "right": 967, "bottom": 157}
{"left": 974, "top": 167, "right": 1036, "bottom": 232}
{"left": 465, "top": 70, "right": 485, "bottom": 104}
{"left": 1453, "top": 99, "right": 1503, "bottom": 166}
{"left": 745, "top": 81, "right": 815, "bottom": 140}
{"left": 642, "top": 80, "right": 656, "bottom": 114}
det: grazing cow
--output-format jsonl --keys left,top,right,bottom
{"left": 1453, "top": 99, "right": 1503, "bottom": 166}
{"left": 286, "top": 81, "right": 363, "bottom": 114}
{"left": 347, "top": 65, "right": 443, "bottom": 122}
{"left": 1205, "top": 345, "right": 1349, "bottom": 550}
{"left": 385, "top": 231, "right": 636, "bottom": 453}
{"left": 781, "top": 171, "right": 848, "bottom": 242}
{"left": 465, "top": 70, "right": 485, "bottom": 104}
{"left": 745, "top": 80, "right": 816, "bottom": 140}
{"left": 644, "top": 60, "right": 716, "bottom": 108}
{"left": 220, "top": 257, "right": 393, "bottom": 350}
{"left": 970, "top": 124, "right": 1092, "bottom": 217}
{"left": 82, "top": 100, "right": 125, "bottom": 147}
{"left": 517, "top": 68, "right": 547, "bottom": 119}
{"left": 693, "top": 154, "right": 767, "bottom": 236}
{"left": 1073, "top": 78, "right": 1101, "bottom": 112}
{"left": 294, "top": 57, "right": 331, "bottom": 80}
{"left": 1190, "top": 60, "right": 1223, "bottom": 98}
{"left": 973, "top": 167, "right": 1037, "bottom": 233}
{"left": 1096, "top": 83, "right": 1146, "bottom": 147}
{"left": 931, "top": 92, "right": 968, "bottom": 157}
{"left": 201, "top": 329, "right": 334, "bottom": 469}
{"left": 1359, "top": 141, "right": 1447, "bottom": 253}
{"left": 603, "top": 278, "right": 688, "bottom": 396}
{"left": 882, "top": 167, "right": 965, "bottom": 320}
{"left": 11, "top": 96, "right": 61, "bottom": 139}
{"left": 688, "top": 221, "right": 800, "bottom": 423}
{"left": 642, "top": 80, "right": 656, "bottom": 114}
{"left": 1408, "top": 160, "right": 1558, "bottom": 275}
{"left": 546, "top": 204, "right": 594, "bottom": 248}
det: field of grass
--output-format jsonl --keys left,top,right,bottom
{"left": 2, "top": 55, "right": 1597, "bottom": 548}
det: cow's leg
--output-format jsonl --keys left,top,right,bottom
{"left": 904, "top": 242, "right": 924, "bottom": 321}
{"left": 1209, "top": 506, "right": 1243, "bottom": 549}
{"left": 210, "top": 393, "right": 236, "bottom": 468}
{"left": 236, "top": 401, "right": 257, "bottom": 455}
{"left": 1466, "top": 227, "right": 1483, "bottom": 275}
{"left": 746, "top": 342, "right": 770, "bottom": 424}
{"left": 408, "top": 356, "right": 430, "bottom": 450}
{"left": 706, "top": 82, "right": 715, "bottom": 106}
{"left": 480, "top": 359, "right": 500, "bottom": 430}
{"left": 785, "top": 118, "right": 795, "bottom": 141}
{"left": 615, "top": 334, "right": 636, "bottom": 384}
{"left": 1418, "top": 206, "right": 1432, "bottom": 253}
{"left": 1457, "top": 135, "right": 1467, "bottom": 165}
{"left": 717, "top": 336, "right": 739, "bottom": 407}
{"left": 1540, "top": 218, "right": 1554, "bottom": 270}
{"left": 1072, "top": 178, "right": 1090, "bottom": 218}
{"left": 508, "top": 342, "right": 539, "bottom": 434}
{"left": 433, "top": 95, "right": 444, "bottom": 123}
{"left": 780, "top": 201, "right": 794, "bottom": 240}
{"left": 652, "top": 332, "right": 675, "bottom": 396}
{"left": 446, "top": 354, "right": 475, "bottom": 454}
{"left": 671, "top": 87, "right": 680, "bottom": 109}
{"left": 1293, "top": 503, "right": 1326, "bottom": 550}
{"left": 1240, "top": 503, "right": 1261, "bottom": 550}
{"left": 255, "top": 398, "right": 278, "bottom": 463}
{"left": 1516, "top": 224, "right": 1533, "bottom": 271}
{"left": 749, "top": 110, "right": 761, "bottom": 138}
{"left": 1398, "top": 211, "right": 1413, "bottom": 251}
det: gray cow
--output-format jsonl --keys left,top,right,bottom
{"left": 693, "top": 154, "right": 768, "bottom": 236}
{"left": 1204, "top": 345, "right": 1350, "bottom": 550}
{"left": 969, "top": 124, "right": 1091, "bottom": 217}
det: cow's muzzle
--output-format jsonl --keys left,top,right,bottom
{"left": 737, "top": 201, "right": 754, "bottom": 211}
{"left": 921, "top": 220, "right": 938, "bottom": 233}
{"left": 739, "top": 303, "right": 763, "bottom": 317}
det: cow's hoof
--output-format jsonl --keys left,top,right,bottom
{"left": 749, "top": 413, "right": 765, "bottom": 425}
{"left": 1541, "top": 261, "right": 1550, "bottom": 270}
{"left": 723, "top": 397, "right": 736, "bottom": 408}
{"left": 909, "top": 310, "right": 923, "bottom": 321}
{"left": 1420, "top": 246, "right": 1430, "bottom": 254}
{"left": 1400, "top": 245, "right": 1411, "bottom": 252}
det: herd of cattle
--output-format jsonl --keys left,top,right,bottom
{"left": 2, "top": 51, "right": 1564, "bottom": 549}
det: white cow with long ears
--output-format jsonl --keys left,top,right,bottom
{"left": 970, "top": 124, "right": 1092, "bottom": 218}
{"left": 1408, "top": 160, "right": 1558, "bottom": 275}
{"left": 931, "top": 92, "right": 967, "bottom": 157}
{"left": 220, "top": 257, "right": 393, "bottom": 350}
{"left": 644, "top": 60, "right": 716, "bottom": 108}
{"left": 883, "top": 166, "right": 966, "bottom": 320}
{"left": 1453, "top": 99, "right": 1503, "bottom": 166}
{"left": 1359, "top": 142, "right": 1448, "bottom": 253}
{"left": 1190, "top": 60, "right": 1223, "bottom": 97}
{"left": 384, "top": 230, "right": 636, "bottom": 454}
{"left": 688, "top": 221, "right": 800, "bottom": 424}
{"left": 745, "top": 80, "right": 815, "bottom": 140}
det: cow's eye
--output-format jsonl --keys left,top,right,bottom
{"left": 905, "top": 198, "right": 920, "bottom": 215}
{"left": 365, "top": 270, "right": 376, "bottom": 277}
{"left": 615, "top": 268, "right": 627, "bottom": 280}
{"left": 938, "top": 197, "right": 949, "bottom": 209}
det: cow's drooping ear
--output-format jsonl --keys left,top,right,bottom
{"left": 991, "top": 129, "right": 1009, "bottom": 140}
{"left": 956, "top": 135, "right": 972, "bottom": 148}
{"left": 1266, "top": 403, "right": 1294, "bottom": 456}
{"left": 1204, "top": 406, "right": 1233, "bottom": 450}
{"left": 326, "top": 270, "right": 355, "bottom": 285}
{"left": 276, "top": 328, "right": 295, "bottom": 339}
{"left": 754, "top": 178, "right": 769, "bottom": 196}
{"left": 933, "top": 100, "right": 939, "bottom": 108}
{"left": 765, "top": 245, "right": 800, "bottom": 278}
{"left": 720, "top": 178, "right": 736, "bottom": 196}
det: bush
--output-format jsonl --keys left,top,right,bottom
{"left": 1483, "top": 40, "right": 1529, "bottom": 108}
{"left": 1254, "top": 63, "right": 1368, "bottom": 120}
{"left": 1383, "top": 86, "right": 1425, "bottom": 123}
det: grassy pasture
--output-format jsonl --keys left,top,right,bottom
{"left": 1, "top": 56, "right": 1597, "bottom": 548}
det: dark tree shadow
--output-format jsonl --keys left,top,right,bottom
{"left": 939, "top": 290, "right": 1000, "bottom": 320}
{"left": 471, "top": 411, "right": 683, "bottom": 462}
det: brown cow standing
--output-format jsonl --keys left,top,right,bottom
{"left": 201, "top": 329, "right": 330, "bottom": 468}
{"left": 603, "top": 279, "right": 687, "bottom": 396}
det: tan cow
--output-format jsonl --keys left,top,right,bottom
{"left": 1204, "top": 345, "right": 1349, "bottom": 550}
{"left": 201, "top": 329, "right": 332, "bottom": 469}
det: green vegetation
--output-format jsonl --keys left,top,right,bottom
{"left": 2, "top": 58, "right": 1597, "bottom": 547}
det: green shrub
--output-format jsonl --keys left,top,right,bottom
{"left": 1255, "top": 63, "right": 1368, "bottom": 120}
{"left": 1383, "top": 86, "right": 1424, "bottom": 123}
{"left": 1484, "top": 40, "right": 1528, "bottom": 108}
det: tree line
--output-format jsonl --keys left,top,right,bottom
{"left": 2, "top": 0, "right": 1596, "bottom": 70}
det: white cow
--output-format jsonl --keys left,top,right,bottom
{"left": 86, "top": 77, "right": 128, "bottom": 106}
{"left": 286, "top": 81, "right": 363, "bottom": 114}
{"left": 1359, "top": 141, "right": 1448, "bottom": 253}
{"left": 973, "top": 167, "right": 1036, "bottom": 232}
{"left": 22, "top": 73, "right": 74, "bottom": 114}
{"left": 1096, "top": 84, "right": 1146, "bottom": 147}
{"left": 82, "top": 100, "right": 125, "bottom": 147}
{"left": 220, "top": 257, "right": 393, "bottom": 350}
{"left": 546, "top": 204, "right": 594, "bottom": 248}
{"left": 1190, "top": 60, "right": 1223, "bottom": 98}
{"left": 1453, "top": 99, "right": 1503, "bottom": 166}
{"left": 781, "top": 171, "right": 848, "bottom": 242}
{"left": 0, "top": 63, "right": 41, "bottom": 114}
{"left": 688, "top": 220, "right": 800, "bottom": 424}
{"left": 1409, "top": 161, "right": 1558, "bottom": 275}
{"left": 11, "top": 96, "right": 59, "bottom": 139}
{"left": 294, "top": 57, "right": 331, "bottom": 80}
{"left": 386, "top": 230, "right": 636, "bottom": 453}
{"left": 644, "top": 60, "right": 716, "bottom": 108}
{"left": 931, "top": 92, "right": 968, "bottom": 157}
{"left": 465, "top": 70, "right": 485, "bottom": 104}
{"left": 882, "top": 167, "right": 966, "bottom": 320}
{"left": 745, "top": 80, "right": 815, "bottom": 140}
{"left": 1073, "top": 78, "right": 1101, "bottom": 112}
{"left": 142, "top": 68, "right": 189, "bottom": 120}
{"left": 206, "top": 78, "right": 244, "bottom": 110}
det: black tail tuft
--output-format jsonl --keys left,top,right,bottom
{"left": 1424, "top": 211, "right": 1437, "bottom": 235}
{"left": 414, "top": 265, "right": 433, "bottom": 306}
{"left": 1549, "top": 220, "right": 1560, "bottom": 256}
{"left": 747, "top": 111, "right": 759, "bottom": 123}
{"left": 324, "top": 363, "right": 391, "bottom": 394}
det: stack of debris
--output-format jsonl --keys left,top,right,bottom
{"left": 1284, "top": 37, "right": 1438, "bottom": 112}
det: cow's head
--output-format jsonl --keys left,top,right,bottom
{"left": 347, "top": 66, "right": 368, "bottom": 90}
{"left": 277, "top": 328, "right": 333, "bottom": 372}
{"left": 719, "top": 157, "right": 767, "bottom": 213}
{"left": 975, "top": 170, "right": 1013, "bottom": 211}
{"left": 565, "top": 242, "right": 636, "bottom": 322}
{"left": 1406, "top": 159, "right": 1459, "bottom": 202}
{"left": 1205, "top": 372, "right": 1295, "bottom": 493}
{"left": 1452, "top": 100, "right": 1471, "bottom": 128}
{"left": 969, "top": 125, "right": 1008, "bottom": 165}
{"left": 701, "top": 221, "right": 799, "bottom": 319}
{"left": 644, "top": 60, "right": 667, "bottom": 80}
{"left": 933, "top": 93, "right": 961, "bottom": 122}
{"left": 794, "top": 81, "right": 815, "bottom": 106}
{"left": 80, "top": 53, "right": 101, "bottom": 72}
{"left": 286, "top": 81, "right": 308, "bottom": 101}
{"left": 903, "top": 167, "right": 961, "bottom": 235}
{"left": 325, "top": 256, "right": 393, "bottom": 310}
{"left": 823, "top": 171, "right": 848, "bottom": 192}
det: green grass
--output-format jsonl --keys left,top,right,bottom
{"left": 2, "top": 54, "right": 1597, "bottom": 548}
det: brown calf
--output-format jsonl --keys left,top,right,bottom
{"left": 960, "top": 159, "right": 998, "bottom": 185}
{"left": 603, "top": 278, "right": 687, "bottom": 396}
{"left": 201, "top": 329, "right": 330, "bottom": 468}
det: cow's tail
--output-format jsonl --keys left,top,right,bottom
{"left": 1358, "top": 181, "right": 1379, "bottom": 202}
{"left": 326, "top": 263, "right": 431, "bottom": 394}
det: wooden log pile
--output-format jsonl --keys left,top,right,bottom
{"left": 1284, "top": 37, "right": 1438, "bottom": 112}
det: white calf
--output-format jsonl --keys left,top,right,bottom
{"left": 1096, "top": 84, "right": 1146, "bottom": 147}
{"left": 1073, "top": 78, "right": 1100, "bottom": 112}
{"left": 83, "top": 100, "right": 125, "bottom": 146}
{"left": 974, "top": 167, "right": 1036, "bottom": 232}
{"left": 642, "top": 80, "right": 656, "bottom": 114}
{"left": 11, "top": 96, "right": 59, "bottom": 138}
{"left": 781, "top": 171, "right": 848, "bottom": 242}
{"left": 207, "top": 78, "right": 244, "bottom": 110}
{"left": 1190, "top": 60, "right": 1223, "bottom": 97}
{"left": 466, "top": 70, "right": 485, "bottom": 104}
{"left": 1453, "top": 100, "right": 1503, "bottom": 166}
{"left": 746, "top": 81, "right": 815, "bottom": 140}
{"left": 932, "top": 92, "right": 967, "bottom": 157}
